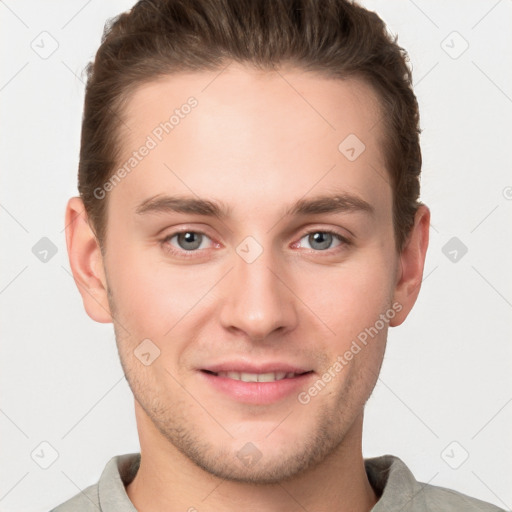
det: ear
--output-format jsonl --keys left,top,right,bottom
{"left": 65, "top": 197, "right": 112, "bottom": 323}
{"left": 389, "top": 204, "right": 430, "bottom": 327}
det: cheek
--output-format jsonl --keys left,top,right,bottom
{"left": 296, "top": 250, "right": 394, "bottom": 338}
{"left": 104, "top": 242, "right": 218, "bottom": 343}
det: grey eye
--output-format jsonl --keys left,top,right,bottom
{"left": 174, "top": 232, "right": 205, "bottom": 251}
{"left": 299, "top": 232, "right": 341, "bottom": 251}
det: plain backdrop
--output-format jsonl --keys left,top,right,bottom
{"left": 1, "top": 1, "right": 511, "bottom": 511}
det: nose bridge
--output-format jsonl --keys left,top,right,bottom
{"left": 219, "top": 237, "right": 298, "bottom": 340}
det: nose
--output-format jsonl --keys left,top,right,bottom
{"left": 218, "top": 243, "right": 299, "bottom": 342}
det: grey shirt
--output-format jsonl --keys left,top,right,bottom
{"left": 51, "top": 453, "right": 505, "bottom": 511}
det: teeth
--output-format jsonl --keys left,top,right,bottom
{"left": 241, "top": 372, "right": 258, "bottom": 382}
{"left": 257, "top": 372, "right": 276, "bottom": 382}
{"left": 216, "top": 371, "right": 300, "bottom": 382}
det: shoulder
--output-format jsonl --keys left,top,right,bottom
{"left": 419, "top": 481, "right": 506, "bottom": 511}
{"left": 365, "top": 454, "right": 506, "bottom": 512}
{"left": 49, "top": 453, "right": 140, "bottom": 512}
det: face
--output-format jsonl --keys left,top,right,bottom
{"left": 94, "top": 64, "right": 406, "bottom": 482}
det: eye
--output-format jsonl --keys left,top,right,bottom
{"left": 296, "top": 229, "right": 349, "bottom": 252}
{"left": 160, "top": 227, "right": 350, "bottom": 259}
{"left": 162, "top": 231, "right": 213, "bottom": 255}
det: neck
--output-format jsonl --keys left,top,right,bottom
{"left": 126, "top": 403, "right": 378, "bottom": 512}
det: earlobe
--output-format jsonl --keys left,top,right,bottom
{"left": 65, "top": 197, "right": 112, "bottom": 323}
{"left": 389, "top": 204, "right": 430, "bottom": 327}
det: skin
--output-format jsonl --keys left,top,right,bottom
{"left": 65, "top": 63, "right": 430, "bottom": 512}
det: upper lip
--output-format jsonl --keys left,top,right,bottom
{"left": 201, "top": 361, "right": 313, "bottom": 374}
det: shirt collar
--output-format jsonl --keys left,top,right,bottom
{"left": 98, "top": 453, "right": 139, "bottom": 512}
{"left": 365, "top": 454, "right": 428, "bottom": 511}
{"left": 97, "top": 452, "right": 425, "bottom": 511}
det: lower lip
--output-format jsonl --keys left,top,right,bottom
{"left": 199, "top": 371, "right": 314, "bottom": 404}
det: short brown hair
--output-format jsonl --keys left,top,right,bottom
{"left": 78, "top": 0, "right": 422, "bottom": 252}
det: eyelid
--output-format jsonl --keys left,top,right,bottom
{"left": 299, "top": 227, "right": 351, "bottom": 243}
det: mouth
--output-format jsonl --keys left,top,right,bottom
{"left": 198, "top": 365, "right": 315, "bottom": 404}
{"left": 201, "top": 369, "right": 312, "bottom": 382}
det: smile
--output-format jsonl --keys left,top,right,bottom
{"left": 200, "top": 369, "right": 314, "bottom": 404}
{"left": 209, "top": 371, "right": 308, "bottom": 382}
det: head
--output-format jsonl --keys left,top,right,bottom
{"left": 66, "top": 0, "right": 429, "bottom": 484}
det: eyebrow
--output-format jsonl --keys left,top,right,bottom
{"left": 135, "top": 192, "right": 374, "bottom": 219}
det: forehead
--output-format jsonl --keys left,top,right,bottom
{"left": 110, "top": 63, "right": 390, "bottom": 222}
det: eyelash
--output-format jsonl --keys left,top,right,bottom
{"left": 160, "top": 228, "right": 351, "bottom": 259}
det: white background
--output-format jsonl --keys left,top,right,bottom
{"left": 1, "top": 1, "right": 511, "bottom": 511}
